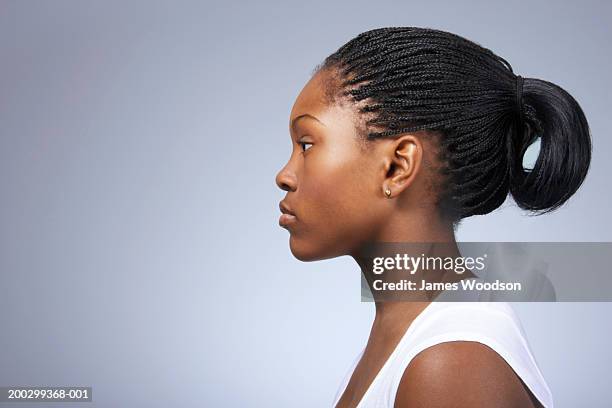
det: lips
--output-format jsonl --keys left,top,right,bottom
{"left": 279, "top": 201, "right": 297, "bottom": 228}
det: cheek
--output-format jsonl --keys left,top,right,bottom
{"left": 300, "top": 148, "right": 382, "bottom": 239}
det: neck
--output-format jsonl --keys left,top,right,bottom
{"left": 349, "top": 207, "right": 463, "bottom": 325}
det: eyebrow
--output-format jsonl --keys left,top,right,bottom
{"left": 290, "top": 113, "right": 325, "bottom": 132}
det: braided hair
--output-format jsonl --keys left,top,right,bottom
{"left": 314, "top": 27, "right": 592, "bottom": 222}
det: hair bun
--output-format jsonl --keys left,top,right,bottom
{"left": 507, "top": 77, "right": 591, "bottom": 213}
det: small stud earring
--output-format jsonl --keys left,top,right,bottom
{"left": 384, "top": 187, "right": 392, "bottom": 198}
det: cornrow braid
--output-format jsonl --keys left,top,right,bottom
{"left": 316, "top": 27, "right": 592, "bottom": 221}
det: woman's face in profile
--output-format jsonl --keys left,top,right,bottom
{"left": 276, "top": 69, "right": 392, "bottom": 261}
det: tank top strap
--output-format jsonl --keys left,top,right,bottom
{"left": 377, "top": 302, "right": 553, "bottom": 408}
{"left": 332, "top": 302, "right": 553, "bottom": 408}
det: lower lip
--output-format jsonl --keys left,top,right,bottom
{"left": 279, "top": 213, "right": 297, "bottom": 227}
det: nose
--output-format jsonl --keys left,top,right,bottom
{"left": 275, "top": 163, "right": 297, "bottom": 192}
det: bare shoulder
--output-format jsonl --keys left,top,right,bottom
{"left": 394, "top": 341, "right": 543, "bottom": 408}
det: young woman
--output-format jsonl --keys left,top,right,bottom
{"left": 275, "top": 27, "right": 591, "bottom": 408}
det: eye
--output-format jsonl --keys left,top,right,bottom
{"left": 299, "top": 141, "right": 313, "bottom": 152}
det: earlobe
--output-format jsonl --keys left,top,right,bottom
{"left": 384, "top": 186, "right": 392, "bottom": 198}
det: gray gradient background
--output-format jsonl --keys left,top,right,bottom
{"left": 0, "top": 1, "right": 610, "bottom": 407}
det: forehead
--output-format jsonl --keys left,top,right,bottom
{"left": 290, "top": 71, "right": 329, "bottom": 120}
{"left": 289, "top": 70, "right": 357, "bottom": 129}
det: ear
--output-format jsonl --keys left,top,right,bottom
{"left": 382, "top": 134, "right": 422, "bottom": 198}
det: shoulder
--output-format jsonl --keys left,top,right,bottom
{"left": 394, "top": 340, "right": 542, "bottom": 408}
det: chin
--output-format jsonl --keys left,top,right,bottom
{"left": 289, "top": 238, "right": 320, "bottom": 262}
{"left": 288, "top": 235, "right": 341, "bottom": 262}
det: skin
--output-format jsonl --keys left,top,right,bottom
{"left": 275, "top": 68, "right": 543, "bottom": 408}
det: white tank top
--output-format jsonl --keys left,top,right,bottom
{"left": 331, "top": 301, "right": 554, "bottom": 407}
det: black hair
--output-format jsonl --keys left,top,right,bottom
{"left": 315, "top": 27, "right": 592, "bottom": 222}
